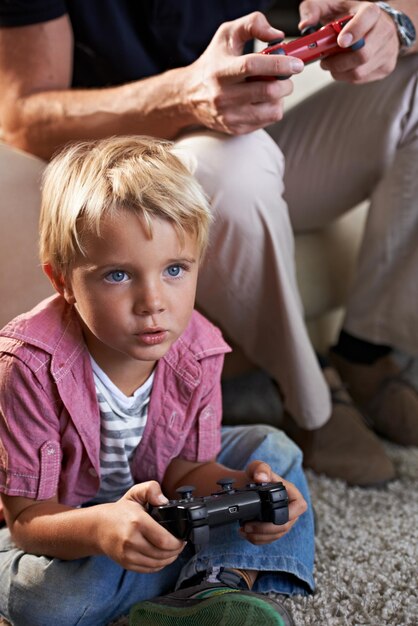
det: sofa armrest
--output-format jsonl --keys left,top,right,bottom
{"left": 0, "top": 143, "right": 52, "bottom": 328}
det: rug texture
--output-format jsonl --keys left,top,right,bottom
{"left": 279, "top": 442, "right": 418, "bottom": 626}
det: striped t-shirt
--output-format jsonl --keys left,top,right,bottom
{"left": 88, "top": 357, "right": 154, "bottom": 504}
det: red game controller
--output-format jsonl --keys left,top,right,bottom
{"left": 254, "top": 15, "right": 365, "bottom": 80}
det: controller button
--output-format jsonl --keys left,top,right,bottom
{"left": 191, "top": 525, "right": 210, "bottom": 544}
{"left": 188, "top": 506, "right": 208, "bottom": 521}
{"left": 273, "top": 508, "right": 290, "bottom": 525}
{"left": 269, "top": 47, "right": 286, "bottom": 56}
{"left": 270, "top": 489, "right": 288, "bottom": 503}
{"left": 350, "top": 38, "right": 365, "bottom": 51}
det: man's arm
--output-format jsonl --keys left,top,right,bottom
{"left": 0, "top": 15, "right": 197, "bottom": 159}
{"left": 0, "top": 12, "right": 304, "bottom": 160}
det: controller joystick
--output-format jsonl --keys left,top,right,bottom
{"left": 216, "top": 477, "right": 236, "bottom": 492}
{"left": 175, "top": 485, "right": 196, "bottom": 501}
{"left": 266, "top": 37, "right": 284, "bottom": 46}
{"left": 300, "top": 23, "right": 321, "bottom": 37}
{"left": 149, "top": 479, "right": 289, "bottom": 544}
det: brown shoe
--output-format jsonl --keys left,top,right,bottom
{"left": 282, "top": 366, "right": 395, "bottom": 487}
{"left": 330, "top": 352, "right": 418, "bottom": 447}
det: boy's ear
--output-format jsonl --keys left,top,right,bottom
{"left": 43, "top": 263, "right": 76, "bottom": 304}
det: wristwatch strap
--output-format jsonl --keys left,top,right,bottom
{"left": 375, "top": 1, "right": 416, "bottom": 52}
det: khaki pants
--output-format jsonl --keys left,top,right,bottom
{"left": 1, "top": 55, "right": 417, "bottom": 428}
{"left": 178, "top": 54, "right": 418, "bottom": 427}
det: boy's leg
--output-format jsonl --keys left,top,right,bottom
{"left": 0, "top": 526, "right": 188, "bottom": 626}
{"left": 176, "top": 425, "right": 315, "bottom": 596}
{"left": 129, "top": 426, "right": 310, "bottom": 625}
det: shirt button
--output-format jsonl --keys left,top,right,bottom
{"left": 88, "top": 468, "right": 98, "bottom": 477}
{"left": 46, "top": 445, "right": 55, "bottom": 455}
{"left": 201, "top": 408, "right": 212, "bottom": 420}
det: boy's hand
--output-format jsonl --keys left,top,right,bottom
{"left": 239, "top": 460, "right": 308, "bottom": 545}
{"left": 96, "top": 481, "right": 185, "bottom": 572}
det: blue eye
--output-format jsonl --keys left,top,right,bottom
{"left": 105, "top": 270, "right": 128, "bottom": 283}
{"left": 166, "top": 265, "right": 182, "bottom": 278}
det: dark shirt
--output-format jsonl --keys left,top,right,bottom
{"left": 0, "top": 0, "right": 273, "bottom": 87}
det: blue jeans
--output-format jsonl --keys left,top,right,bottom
{"left": 0, "top": 426, "right": 314, "bottom": 625}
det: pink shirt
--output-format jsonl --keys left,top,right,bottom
{"left": 0, "top": 296, "right": 230, "bottom": 506}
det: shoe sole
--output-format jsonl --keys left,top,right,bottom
{"left": 130, "top": 591, "right": 288, "bottom": 625}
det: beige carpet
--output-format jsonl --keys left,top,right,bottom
{"left": 280, "top": 442, "right": 418, "bottom": 626}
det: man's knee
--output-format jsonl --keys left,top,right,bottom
{"left": 176, "top": 129, "right": 285, "bottom": 200}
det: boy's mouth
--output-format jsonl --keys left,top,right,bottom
{"left": 136, "top": 328, "right": 168, "bottom": 346}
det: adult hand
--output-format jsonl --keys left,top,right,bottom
{"left": 96, "top": 481, "right": 185, "bottom": 572}
{"left": 239, "top": 460, "right": 308, "bottom": 545}
{"left": 299, "top": 0, "right": 400, "bottom": 82}
{"left": 182, "top": 11, "right": 305, "bottom": 135}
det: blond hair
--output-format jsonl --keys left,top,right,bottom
{"left": 39, "top": 136, "right": 212, "bottom": 274}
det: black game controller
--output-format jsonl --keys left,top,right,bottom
{"left": 149, "top": 478, "right": 289, "bottom": 544}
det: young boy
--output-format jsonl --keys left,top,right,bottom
{"left": 0, "top": 136, "right": 314, "bottom": 626}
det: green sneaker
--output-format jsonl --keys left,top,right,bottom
{"left": 129, "top": 582, "right": 294, "bottom": 625}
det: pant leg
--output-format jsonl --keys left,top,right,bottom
{"left": 176, "top": 425, "right": 315, "bottom": 596}
{"left": 0, "top": 526, "right": 189, "bottom": 626}
{"left": 344, "top": 56, "right": 418, "bottom": 352}
{"left": 176, "top": 130, "right": 330, "bottom": 429}
{"left": 272, "top": 55, "right": 418, "bottom": 354}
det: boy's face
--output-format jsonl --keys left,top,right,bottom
{"left": 56, "top": 209, "right": 200, "bottom": 390}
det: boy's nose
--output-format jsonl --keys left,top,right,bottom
{"left": 134, "top": 285, "right": 165, "bottom": 316}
